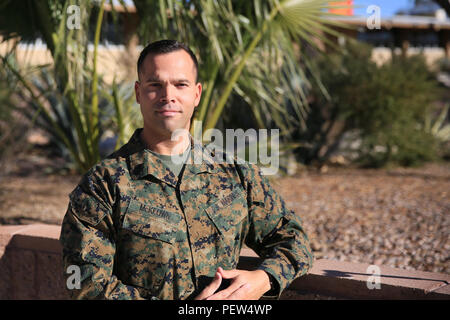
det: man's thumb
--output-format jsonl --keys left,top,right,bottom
{"left": 194, "top": 272, "right": 222, "bottom": 300}
{"left": 217, "top": 267, "right": 240, "bottom": 279}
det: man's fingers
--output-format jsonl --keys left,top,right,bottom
{"left": 226, "top": 283, "right": 252, "bottom": 300}
{"left": 206, "top": 279, "right": 242, "bottom": 300}
{"left": 208, "top": 283, "right": 251, "bottom": 300}
{"left": 206, "top": 268, "right": 246, "bottom": 300}
{"left": 204, "top": 272, "right": 222, "bottom": 296}
{"left": 194, "top": 272, "right": 222, "bottom": 300}
{"left": 217, "top": 267, "right": 240, "bottom": 279}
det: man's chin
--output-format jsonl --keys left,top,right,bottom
{"left": 146, "top": 123, "right": 190, "bottom": 138}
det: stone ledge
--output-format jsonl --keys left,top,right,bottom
{"left": 238, "top": 249, "right": 450, "bottom": 299}
{"left": 0, "top": 224, "right": 449, "bottom": 300}
{"left": 1, "top": 224, "right": 62, "bottom": 253}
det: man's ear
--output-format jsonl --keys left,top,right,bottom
{"left": 194, "top": 82, "right": 202, "bottom": 107}
{"left": 135, "top": 81, "right": 140, "bottom": 104}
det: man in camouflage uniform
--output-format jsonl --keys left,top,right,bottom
{"left": 59, "top": 40, "right": 313, "bottom": 300}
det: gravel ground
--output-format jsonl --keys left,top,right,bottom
{"left": 0, "top": 156, "right": 448, "bottom": 274}
{"left": 272, "top": 163, "right": 450, "bottom": 274}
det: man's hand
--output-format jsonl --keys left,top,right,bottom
{"left": 204, "top": 267, "right": 271, "bottom": 300}
{"left": 194, "top": 271, "right": 223, "bottom": 300}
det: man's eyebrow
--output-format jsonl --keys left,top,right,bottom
{"left": 175, "top": 78, "right": 191, "bottom": 83}
{"left": 144, "top": 77, "right": 161, "bottom": 83}
{"left": 144, "top": 77, "right": 191, "bottom": 84}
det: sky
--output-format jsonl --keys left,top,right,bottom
{"left": 118, "top": 0, "right": 419, "bottom": 18}
{"left": 353, "top": 0, "right": 415, "bottom": 17}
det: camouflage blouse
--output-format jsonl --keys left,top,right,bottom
{"left": 59, "top": 129, "right": 313, "bottom": 300}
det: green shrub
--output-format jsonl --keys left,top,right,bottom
{"left": 301, "top": 40, "right": 443, "bottom": 167}
{"left": 296, "top": 41, "right": 377, "bottom": 164}
{"left": 0, "top": 61, "right": 30, "bottom": 172}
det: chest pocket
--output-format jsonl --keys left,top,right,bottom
{"left": 205, "top": 188, "right": 248, "bottom": 235}
{"left": 122, "top": 199, "right": 181, "bottom": 243}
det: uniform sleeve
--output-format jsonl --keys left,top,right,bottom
{"left": 241, "top": 164, "right": 314, "bottom": 298}
{"left": 59, "top": 169, "right": 157, "bottom": 300}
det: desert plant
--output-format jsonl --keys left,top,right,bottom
{"left": 424, "top": 103, "right": 450, "bottom": 159}
{"left": 296, "top": 40, "right": 376, "bottom": 164}
{"left": 0, "top": 56, "right": 31, "bottom": 173}
{"left": 0, "top": 0, "right": 125, "bottom": 173}
{"left": 1, "top": 0, "right": 350, "bottom": 173}
{"left": 133, "top": 0, "right": 349, "bottom": 142}
{"left": 301, "top": 40, "right": 443, "bottom": 167}
{"left": 424, "top": 104, "right": 450, "bottom": 142}
{"left": 107, "top": 79, "right": 143, "bottom": 150}
{"left": 353, "top": 53, "right": 441, "bottom": 167}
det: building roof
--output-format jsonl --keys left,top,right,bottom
{"left": 329, "top": 14, "right": 450, "bottom": 30}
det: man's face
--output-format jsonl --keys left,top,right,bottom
{"left": 135, "top": 50, "right": 202, "bottom": 138}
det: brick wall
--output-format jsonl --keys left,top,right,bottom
{"left": 0, "top": 225, "right": 68, "bottom": 299}
{"left": 0, "top": 224, "right": 448, "bottom": 300}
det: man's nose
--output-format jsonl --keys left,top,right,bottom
{"left": 160, "top": 84, "right": 175, "bottom": 103}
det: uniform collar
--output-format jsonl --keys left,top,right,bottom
{"left": 127, "top": 128, "right": 220, "bottom": 186}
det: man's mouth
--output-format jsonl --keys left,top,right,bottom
{"left": 157, "top": 109, "right": 180, "bottom": 116}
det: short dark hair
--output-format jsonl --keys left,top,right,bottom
{"left": 137, "top": 39, "right": 199, "bottom": 81}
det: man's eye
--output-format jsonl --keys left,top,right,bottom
{"left": 149, "top": 83, "right": 161, "bottom": 87}
{"left": 176, "top": 83, "right": 188, "bottom": 87}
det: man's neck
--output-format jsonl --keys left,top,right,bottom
{"left": 140, "top": 127, "right": 191, "bottom": 156}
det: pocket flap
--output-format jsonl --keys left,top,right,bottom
{"left": 123, "top": 200, "right": 180, "bottom": 243}
{"left": 205, "top": 188, "right": 248, "bottom": 233}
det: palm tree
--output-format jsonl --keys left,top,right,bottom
{"left": 1, "top": 0, "right": 350, "bottom": 172}
{"left": 133, "top": 0, "right": 348, "bottom": 142}
{"left": 0, "top": 0, "right": 108, "bottom": 172}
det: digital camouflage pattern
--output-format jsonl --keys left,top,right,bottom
{"left": 59, "top": 128, "right": 314, "bottom": 300}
